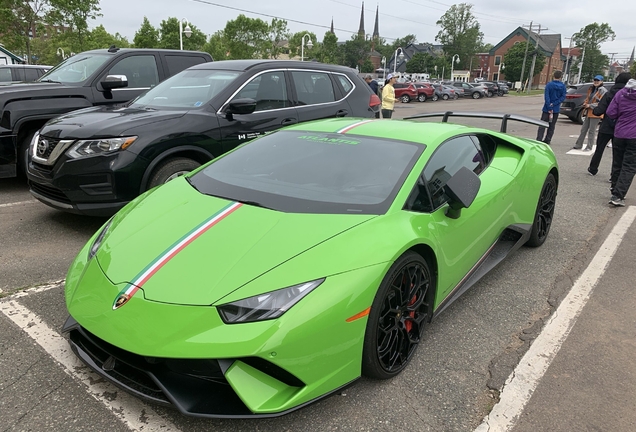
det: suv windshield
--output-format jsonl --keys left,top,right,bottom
{"left": 38, "top": 54, "right": 110, "bottom": 84}
{"left": 131, "top": 69, "right": 241, "bottom": 109}
{"left": 188, "top": 130, "right": 423, "bottom": 214}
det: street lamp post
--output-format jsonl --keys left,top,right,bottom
{"left": 301, "top": 34, "right": 313, "bottom": 62}
{"left": 450, "top": 54, "right": 460, "bottom": 81}
{"left": 56, "top": 47, "right": 66, "bottom": 60}
{"left": 179, "top": 18, "right": 192, "bottom": 51}
{"left": 434, "top": 65, "right": 438, "bottom": 80}
{"left": 381, "top": 56, "right": 386, "bottom": 82}
{"left": 497, "top": 63, "right": 505, "bottom": 81}
{"left": 393, "top": 47, "right": 405, "bottom": 75}
{"left": 564, "top": 36, "right": 574, "bottom": 84}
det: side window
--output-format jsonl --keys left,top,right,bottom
{"left": 14, "top": 67, "right": 26, "bottom": 82}
{"left": 25, "top": 68, "right": 39, "bottom": 82}
{"left": 405, "top": 176, "right": 433, "bottom": 213}
{"left": 0, "top": 69, "right": 12, "bottom": 82}
{"left": 165, "top": 55, "right": 208, "bottom": 77}
{"left": 291, "top": 71, "right": 335, "bottom": 105}
{"left": 233, "top": 71, "right": 288, "bottom": 112}
{"left": 423, "top": 136, "right": 485, "bottom": 210}
{"left": 108, "top": 55, "right": 159, "bottom": 89}
{"left": 335, "top": 74, "right": 353, "bottom": 95}
{"left": 472, "top": 134, "right": 497, "bottom": 166}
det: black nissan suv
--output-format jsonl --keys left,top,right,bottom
{"left": 27, "top": 60, "right": 381, "bottom": 216}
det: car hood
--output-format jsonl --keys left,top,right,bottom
{"left": 96, "top": 178, "right": 375, "bottom": 306}
{"left": 40, "top": 105, "right": 187, "bottom": 139}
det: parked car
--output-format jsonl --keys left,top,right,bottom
{"left": 560, "top": 82, "right": 614, "bottom": 124}
{"left": 495, "top": 82, "right": 509, "bottom": 95}
{"left": 27, "top": 60, "right": 381, "bottom": 216}
{"left": 474, "top": 81, "right": 499, "bottom": 97}
{"left": 1, "top": 47, "right": 213, "bottom": 179}
{"left": 432, "top": 84, "right": 455, "bottom": 101}
{"left": 62, "top": 113, "right": 558, "bottom": 418}
{"left": 413, "top": 82, "right": 435, "bottom": 102}
{"left": 445, "top": 81, "right": 486, "bottom": 99}
{"left": 393, "top": 82, "right": 418, "bottom": 103}
{"left": 445, "top": 85, "right": 462, "bottom": 98}
{"left": 0, "top": 64, "right": 52, "bottom": 83}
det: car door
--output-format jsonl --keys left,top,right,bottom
{"left": 91, "top": 53, "right": 162, "bottom": 106}
{"left": 406, "top": 134, "right": 515, "bottom": 300}
{"left": 290, "top": 69, "right": 351, "bottom": 122}
{"left": 216, "top": 69, "right": 298, "bottom": 150}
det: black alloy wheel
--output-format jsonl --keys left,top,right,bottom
{"left": 362, "top": 252, "right": 432, "bottom": 379}
{"left": 526, "top": 173, "right": 557, "bottom": 247}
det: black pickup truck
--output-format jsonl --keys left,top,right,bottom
{"left": 0, "top": 46, "right": 212, "bottom": 178}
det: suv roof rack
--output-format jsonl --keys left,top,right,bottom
{"left": 403, "top": 111, "right": 548, "bottom": 133}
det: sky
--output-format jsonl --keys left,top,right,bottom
{"left": 94, "top": 0, "right": 636, "bottom": 64}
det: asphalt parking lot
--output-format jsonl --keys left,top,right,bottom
{"left": 1, "top": 94, "right": 633, "bottom": 431}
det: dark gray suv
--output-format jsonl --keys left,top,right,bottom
{"left": 560, "top": 82, "right": 614, "bottom": 124}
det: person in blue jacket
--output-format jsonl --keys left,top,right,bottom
{"left": 536, "top": 70, "right": 567, "bottom": 144}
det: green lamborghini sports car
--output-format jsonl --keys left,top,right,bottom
{"left": 63, "top": 113, "right": 558, "bottom": 418}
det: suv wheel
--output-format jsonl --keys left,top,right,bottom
{"left": 417, "top": 94, "right": 426, "bottom": 102}
{"left": 148, "top": 157, "right": 201, "bottom": 189}
{"left": 432, "top": 94, "right": 439, "bottom": 101}
{"left": 576, "top": 108, "right": 587, "bottom": 124}
{"left": 472, "top": 91, "right": 481, "bottom": 99}
{"left": 442, "top": 94, "right": 449, "bottom": 100}
{"left": 400, "top": 95, "right": 411, "bottom": 103}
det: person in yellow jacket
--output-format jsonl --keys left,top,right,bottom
{"left": 573, "top": 75, "right": 608, "bottom": 151}
{"left": 381, "top": 74, "right": 397, "bottom": 119}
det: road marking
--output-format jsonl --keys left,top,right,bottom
{"left": 475, "top": 205, "right": 636, "bottom": 432}
{"left": 0, "top": 200, "right": 38, "bottom": 208}
{"left": 0, "top": 293, "right": 182, "bottom": 432}
{"left": 566, "top": 145, "right": 595, "bottom": 155}
{"left": 9, "top": 279, "right": 65, "bottom": 298}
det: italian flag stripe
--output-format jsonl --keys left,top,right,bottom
{"left": 336, "top": 119, "right": 375, "bottom": 134}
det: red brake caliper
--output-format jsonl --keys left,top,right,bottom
{"left": 404, "top": 293, "right": 417, "bottom": 333}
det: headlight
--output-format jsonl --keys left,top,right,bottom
{"left": 67, "top": 136, "right": 137, "bottom": 159}
{"left": 218, "top": 279, "right": 324, "bottom": 324}
{"left": 88, "top": 219, "right": 113, "bottom": 260}
{"left": 29, "top": 131, "right": 40, "bottom": 157}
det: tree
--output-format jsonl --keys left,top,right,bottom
{"left": 405, "top": 52, "right": 435, "bottom": 73}
{"left": 435, "top": 3, "right": 483, "bottom": 70}
{"left": 266, "top": 18, "right": 289, "bottom": 59}
{"left": 158, "top": 17, "right": 207, "bottom": 51}
{"left": 573, "top": 23, "right": 615, "bottom": 51}
{"left": 287, "top": 31, "right": 317, "bottom": 59}
{"left": 222, "top": 14, "right": 270, "bottom": 59}
{"left": 48, "top": 0, "right": 102, "bottom": 52}
{"left": 133, "top": 16, "right": 159, "bottom": 48}
{"left": 573, "top": 47, "right": 609, "bottom": 82}
{"left": 503, "top": 42, "right": 546, "bottom": 83}
{"left": 341, "top": 34, "right": 371, "bottom": 69}
{"left": 316, "top": 31, "right": 339, "bottom": 64}
{"left": 86, "top": 25, "right": 129, "bottom": 50}
{"left": 202, "top": 31, "right": 228, "bottom": 61}
{"left": 631, "top": 61, "right": 636, "bottom": 77}
{"left": 0, "top": 0, "right": 51, "bottom": 63}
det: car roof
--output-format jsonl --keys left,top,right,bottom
{"left": 189, "top": 59, "right": 356, "bottom": 74}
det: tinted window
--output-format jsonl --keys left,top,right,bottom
{"left": 291, "top": 71, "right": 335, "bottom": 105}
{"left": 109, "top": 55, "right": 159, "bottom": 88}
{"left": 165, "top": 55, "right": 208, "bottom": 76}
{"left": 336, "top": 74, "right": 353, "bottom": 94}
{"left": 39, "top": 54, "right": 110, "bottom": 83}
{"left": 424, "top": 136, "right": 484, "bottom": 210}
{"left": 25, "top": 68, "right": 39, "bottom": 82}
{"left": 0, "top": 68, "right": 12, "bottom": 82}
{"left": 189, "top": 130, "right": 424, "bottom": 214}
{"left": 233, "top": 71, "right": 289, "bottom": 111}
{"left": 472, "top": 134, "right": 497, "bottom": 165}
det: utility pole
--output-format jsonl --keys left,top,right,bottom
{"left": 526, "top": 23, "right": 549, "bottom": 93}
{"left": 519, "top": 21, "right": 532, "bottom": 91}
{"left": 564, "top": 37, "right": 573, "bottom": 84}
{"left": 576, "top": 44, "right": 586, "bottom": 84}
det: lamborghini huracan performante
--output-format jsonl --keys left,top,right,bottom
{"left": 63, "top": 113, "right": 558, "bottom": 418}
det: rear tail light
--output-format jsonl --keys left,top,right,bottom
{"left": 566, "top": 94, "right": 582, "bottom": 99}
{"left": 369, "top": 94, "right": 381, "bottom": 108}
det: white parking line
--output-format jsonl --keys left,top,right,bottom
{"left": 0, "top": 290, "right": 181, "bottom": 432}
{"left": 475, "top": 205, "right": 636, "bottom": 432}
{"left": 0, "top": 200, "right": 38, "bottom": 208}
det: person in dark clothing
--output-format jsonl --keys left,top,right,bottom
{"left": 537, "top": 70, "right": 567, "bottom": 144}
{"left": 588, "top": 72, "right": 632, "bottom": 176}
{"left": 365, "top": 75, "right": 380, "bottom": 118}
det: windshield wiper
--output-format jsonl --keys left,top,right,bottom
{"left": 237, "top": 199, "right": 275, "bottom": 210}
{"left": 38, "top": 79, "right": 62, "bottom": 84}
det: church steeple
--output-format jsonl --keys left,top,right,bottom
{"left": 358, "top": 2, "right": 365, "bottom": 38}
{"left": 330, "top": 17, "right": 334, "bottom": 34}
{"left": 372, "top": 5, "right": 379, "bottom": 39}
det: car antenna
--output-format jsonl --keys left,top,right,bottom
{"left": 108, "top": 45, "right": 119, "bottom": 53}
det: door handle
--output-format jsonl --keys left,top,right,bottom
{"left": 336, "top": 110, "right": 349, "bottom": 117}
{"left": 281, "top": 118, "right": 297, "bottom": 125}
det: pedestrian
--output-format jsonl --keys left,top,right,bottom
{"left": 536, "top": 70, "right": 567, "bottom": 144}
{"left": 588, "top": 72, "right": 632, "bottom": 176}
{"left": 606, "top": 78, "right": 636, "bottom": 207}
{"left": 381, "top": 74, "right": 397, "bottom": 119}
{"left": 572, "top": 75, "right": 608, "bottom": 151}
{"left": 365, "top": 74, "right": 381, "bottom": 119}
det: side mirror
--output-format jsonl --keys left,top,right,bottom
{"left": 225, "top": 98, "right": 256, "bottom": 119}
{"left": 443, "top": 166, "right": 481, "bottom": 219}
{"left": 101, "top": 74, "right": 128, "bottom": 90}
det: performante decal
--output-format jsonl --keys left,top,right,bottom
{"left": 112, "top": 201, "right": 242, "bottom": 309}
{"left": 336, "top": 119, "right": 375, "bottom": 134}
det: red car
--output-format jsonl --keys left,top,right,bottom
{"left": 393, "top": 82, "right": 418, "bottom": 103}
{"left": 413, "top": 82, "right": 435, "bottom": 102}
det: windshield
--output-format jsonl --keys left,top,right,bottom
{"left": 38, "top": 54, "right": 110, "bottom": 84}
{"left": 131, "top": 69, "right": 241, "bottom": 109}
{"left": 188, "top": 130, "right": 423, "bottom": 214}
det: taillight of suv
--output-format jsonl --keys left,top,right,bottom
{"left": 370, "top": 94, "right": 381, "bottom": 108}
{"left": 566, "top": 94, "right": 582, "bottom": 99}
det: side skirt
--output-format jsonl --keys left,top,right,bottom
{"left": 431, "top": 224, "right": 531, "bottom": 319}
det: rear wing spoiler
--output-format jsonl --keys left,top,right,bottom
{"left": 403, "top": 111, "right": 548, "bottom": 133}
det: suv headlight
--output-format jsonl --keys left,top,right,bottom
{"left": 217, "top": 279, "right": 324, "bottom": 324}
{"left": 67, "top": 136, "right": 137, "bottom": 159}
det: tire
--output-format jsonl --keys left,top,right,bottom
{"left": 432, "top": 94, "right": 439, "bottom": 101}
{"left": 18, "top": 130, "right": 36, "bottom": 178}
{"left": 362, "top": 252, "right": 433, "bottom": 379}
{"left": 417, "top": 94, "right": 426, "bottom": 102}
{"left": 472, "top": 91, "right": 481, "bottom": 99}
{"left": 442, "top": 94, "right": 449, "bottom": 100}
{"left": 576, "top": 108, "right": 587, "bottom": 125}
{"left": 486, "top": 90, "right": 493, "bottom": 98}
{"left": 454, "top": 94, "right": 459, "bottom": 100}
{"left": 148, "top": 157, "right": 201, "bottom": 189}
{"left": 526, "top": 173, "right": 557, "bottom": 247}
{"left": 400, "top": 95, "right": 411, "bottom": 103}
{"left": 497, "top": 91, "right": 504, "bottom": 97}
